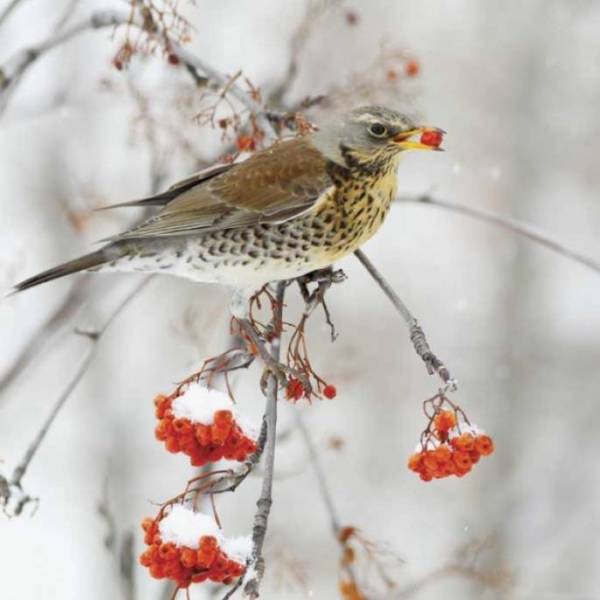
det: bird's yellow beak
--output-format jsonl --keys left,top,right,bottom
{"left": 392, "top": 127, "right": 445, "bottom": 151}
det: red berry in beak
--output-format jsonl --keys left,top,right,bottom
{"left": 420, "top": 130, "right": 443, "bottom": 148}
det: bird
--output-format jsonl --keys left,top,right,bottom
{"left": 13, "top": 105, "right": 443, "bottom": 314}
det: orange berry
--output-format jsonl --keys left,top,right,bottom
{"left": 455, "top": 464, "right": 472, "bottom": 477}
{"left": 195, "top": 424, "right": 212, "bottom": 446}
{"left": 190, "top": 452, "right": 208, "bottom": 467}
{"left": 408, "top": 453, "right": 423, "bottom": 472}
{"left": 419, "top": 471, "right": 433, "bottom": 482}
{"left": 141, "top": 517, "right": 155, "bottom": 532}
{"left": 433, "top": 445, "right": 452, "bottom": 463}
{"left": 149, "top": 562, "right": 165, "bottom": 579}
{"left": 158, "top": 542, "right": 177, "bottom": 561}
{"left": 405, "top": 59, "right": 420, "bottom": 77}
{"left": 211, "top": 421, "right": 232, "bottom": 446}
{"left": 214, "top": 410, "right": 233, "bottom": 425}
{"left": 139, "top": 549, "right": 153, "bottom": 567}
{"left": 470, "top": 449, "right": 481, "bottom": 464}
{"left": 207, "top": 447, "right": 224, "bottom": 461}
{"left": 155, "top": 419, "right": 171, "bottom": 441}
{"left": 165, "top": 436, "right": 180, "bottom": 453}
{"left": 422, "top": 450, "right": 438, "bottom": 473}
{"left": 433, "top": 410, "right": 456, "bottom": 433}
{"left": 453, "top": 433, "right": 475, "bottom": 452}
{"left": 475, "top": 435, "right": 494, "bottom": 456}
{"left": 154, "top": 394, "right": 169, "bottom": 418}
{"left": 200, "top": 535, "right": 218, "bottom": 550}
{"left": 452, "top": 450, "right": 472, "bottom": 471}
{"left": 172, "top": 418, "right": 192, "bottom": 435}
{"left": 180, "top": 547, "right": 197, "bottom": 568}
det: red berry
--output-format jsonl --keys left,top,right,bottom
{"left": 323, "top": 384, "right": 337, "bottom": 399}
{"left": 285, "top": 377, "right": 305, "bottom": 401}
{"left": 420, "top": 130, "right": 443, "bottom": 148}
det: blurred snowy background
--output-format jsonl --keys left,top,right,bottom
{"left": 1, "top": 0, "right": 600, "bottom": 598}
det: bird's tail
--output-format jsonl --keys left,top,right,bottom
{"left": 12, "top": 246, "right": 123, "bottom": 293}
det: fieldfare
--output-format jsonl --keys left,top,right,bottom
{"left": 14, "top": 105, "right": 443, "bottom": 312}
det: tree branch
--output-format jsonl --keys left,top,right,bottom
{"left": 241, "top": 282, "right": 285, "bottom": 599}
{"left": 354, "top": 248, "right": 454, "bottom": 386}
{"left": 398, "top": 194, "right": 600, "bottom": 275}
{"left": 0, "top": 10, "right": 132, "bottom": 115}
{"left": 0, "top": 0, "right": 27, "bottom": 29}
{"left": 0, "top": 7, "right": 280, "bottom": 133}
{"left": 0, "top": 276, "right": 151, "bottom": 514}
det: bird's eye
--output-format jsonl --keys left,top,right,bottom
{"left": 369, "top": 123, "right": 387, "bottom": 137}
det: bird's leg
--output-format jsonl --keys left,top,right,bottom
{"left": 297, "top": 267, "right": 346, "bottom": 341}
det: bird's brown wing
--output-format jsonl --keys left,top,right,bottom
{"left": 109, "top": 137, "right": 331, "bottom": 240}
{"left": 99, "top": 163, "right": 236, "bottom": 210}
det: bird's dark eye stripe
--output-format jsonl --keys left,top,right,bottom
{"left": 369, "top": 123, "right": 387, "bottom": 136}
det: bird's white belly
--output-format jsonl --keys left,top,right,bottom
{"left": 97, "top": 242, "right": 322, "bottom": 288}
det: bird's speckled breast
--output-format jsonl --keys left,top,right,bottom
{"left": 306, "top": 163, "right": 398, "bottom": 263}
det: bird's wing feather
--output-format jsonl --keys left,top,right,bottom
{"left": 108, "top": 137, "right": 331, "bottom": 240}
{"left": 98, "top": 163, "right": 234, "bottom": 210}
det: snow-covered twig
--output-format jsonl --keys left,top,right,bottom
{"left": 0, "top": 276, "right": 151, "bottom": 514}
{"left": 354, "top": 248, "right": 454, "bottom": 386}
{"left": 398, "top": 194, "right": 600, "bottom": 275}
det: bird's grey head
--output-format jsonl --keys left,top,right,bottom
{"left": 311, "top": 105, "right": 443, "bottom": 169}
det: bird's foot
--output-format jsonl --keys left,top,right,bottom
{"left": 297, "top": 267, "right": 345, "bottom": 341}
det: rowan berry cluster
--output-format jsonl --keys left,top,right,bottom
{"left": 408, "top": 408, "right": 494, "bottom": 481}
{"left": 139, "top": 505, "right": 249, "bottom": 589}
{"left": 154, "top": 383, "right": 257, "bottom": 466}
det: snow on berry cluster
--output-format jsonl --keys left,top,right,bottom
{"left": 154, "top": 383, "right": 257, "bottom": 466}
{"left": 139, "top": 504, "right": 251, "bottom": 589}
{"left": 408, "top": 409, "right": 494, "bottom": 481}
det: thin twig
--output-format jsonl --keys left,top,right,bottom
{"left": 293, "top": 411, "right": 359, "bottom": 586}
{"left": 0, "top": 10, "right": 132, "bottom": 115}
{"left": 0, "top": 8, "right": 280, "bottom": 132}
{"left": 353, "top": 249, "right": 453, "bottom": 386}
{"left": 268, "top": 0, "right": 341, "bottom": 106}
{"left": 0, "top": 0, "right": 27, "bottom": 28}
{"left": 0, "top": 275, "right": 91, "bottom": 397}
{"left": 0, "top": 276, "right": 151, "bottom": 509}
{"left": 398, "top": 194, "right": 600, "bottom": 275}
{"left": 241, "top": 282, "right": 285, "bottom": 599}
